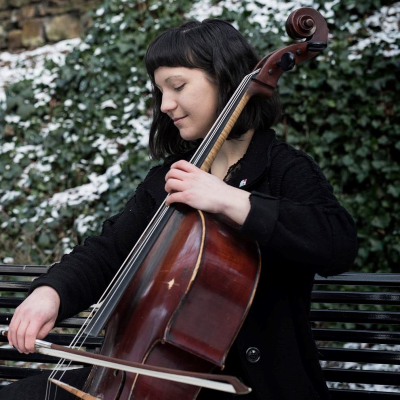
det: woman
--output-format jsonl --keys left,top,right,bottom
{"left": 3, "top": 19, "right": 357, "bottom": 399}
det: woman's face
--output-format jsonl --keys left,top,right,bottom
{"left": 154, "top": 66, "right": 219, "bottom": 141}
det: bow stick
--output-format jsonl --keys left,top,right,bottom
{"left": 1, "top": 331, "right": 250, "bottom": 396}
{"left": 49, "top": 379, "right": 100, "bottom": 400}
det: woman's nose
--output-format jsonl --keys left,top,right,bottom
{"left": 160, "top": 93, "right": 177, "bottom": 114}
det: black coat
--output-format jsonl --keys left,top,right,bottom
{"left": 31, "top": 129, "right": 358, "bottom": 399}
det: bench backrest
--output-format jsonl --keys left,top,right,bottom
{"left": 313, "top": 273, "right": 400, "bottom": 399}
{"left": 1, "top": 265, "right": 400, "bottom": 398}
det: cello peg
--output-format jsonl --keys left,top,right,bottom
{"left": 276, "top": 52, "right": 296, "bottom": 72}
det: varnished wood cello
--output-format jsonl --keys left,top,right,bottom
{"left": 21, "top": 7, "right": 329, "bottom": 400}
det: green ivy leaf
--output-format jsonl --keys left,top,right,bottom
{"left": 371, "top": 215, "right": 391, "bottom": 229}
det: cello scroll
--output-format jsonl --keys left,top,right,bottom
{"left": 249, "top": 7, "right": 328, "bottom": 98}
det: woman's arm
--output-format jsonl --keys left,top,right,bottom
{"left": 8, "top": 165, "right": 166, "bottom": 353}
{"left": 165, "top": 160, "right": 251, "bottom": 224}
{"left": 28, "top": 166, "right": 165, "bottom": 321}
{"left": 239, "top": 152, "right": 358, "bottom": 276}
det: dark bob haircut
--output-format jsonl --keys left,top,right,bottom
{"left": 145, "top": 19, "right": 281, "bottom": 160}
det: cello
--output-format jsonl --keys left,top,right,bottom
{"left": 9, "top": 7, "right": 329, "bottom": 400}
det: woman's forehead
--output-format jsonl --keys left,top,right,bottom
{"left": 154, "top": 67, "right": 207, "bottom": 85}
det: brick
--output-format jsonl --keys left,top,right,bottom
{"left": 21, "top": 5, "right": 36, "bottom": 19}
{"left": 21, "top": 18, "right": 44, "bottom": 47}
{"left": 8, "top": 28, "right": 22, "bottom": 50}
{"left": 44, "top": 13, "right": 80, "bottom": 41}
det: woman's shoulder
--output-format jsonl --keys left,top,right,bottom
{"left": 265, "top": 137, "right": 336, "bottom": 200}
{"left": 269, "top": 137, "right": 325, "bottom": 176}
{"left": 270, "top": 137, "right": 314, "bottom": 162}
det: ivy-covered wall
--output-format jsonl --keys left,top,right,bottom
{"left": 0, "top": 0, "right": 399, "bottom": 272}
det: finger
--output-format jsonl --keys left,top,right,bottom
{"left": 170, "top": 160, "right": 198, "bottom": 172}
{"left": 15, "top": 319, "right": 30, "bottom": 353}
{"left": 165, "top": 178, "right": 188, "bottom": 194}
{"left": 8, "top": 311, "right": 23, "bottom": 348}
{"left": 165, "top": 168, "right": 188, "bottom": 182}
{"left": 166, "top": 191, "right": 193, "bottom": 206}
{"left": 25, "top": 323, "right": 41, "bottom": 353}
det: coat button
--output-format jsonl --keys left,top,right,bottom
{"left": 246, "top": 347, "right": 260, "bottom": 363}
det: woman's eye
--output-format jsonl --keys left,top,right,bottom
{"left": 174, "top": 84, "right": 185, "bottom": 92}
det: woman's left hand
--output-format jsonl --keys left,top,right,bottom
{"left": 165, "top": 160, "right": 251, "bottom": 225}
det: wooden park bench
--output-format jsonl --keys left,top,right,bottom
{"left": 0, "top": 264, "right": 399, "bottom": 398}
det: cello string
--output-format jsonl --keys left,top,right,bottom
{"left": 47, "top": 69, "right": 259, "bottom": 396}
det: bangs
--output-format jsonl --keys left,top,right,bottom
{"left": 145, "top": 22, "right": 213, "bottom": 81}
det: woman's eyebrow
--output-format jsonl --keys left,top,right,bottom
{"left": 155, "top": 75, "right": 183, "bottom": 88}
{"left": 165, "top": 75, "right": 183, "bottom": 83}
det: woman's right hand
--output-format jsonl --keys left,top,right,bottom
{"left": 8, "top": 286, "right": 60, "bottom": 354}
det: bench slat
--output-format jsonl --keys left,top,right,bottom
{"left": 310, "top": 310, "right": 400, "bottom": 324}
{"left": 0, "top": 333, "right": 102, "bottom": 348}
{"left": 319, "top": 348, "right": 400, "bottom": 364}
{"left": 315, "top": 273, "right": 400, "bottom": 286}
{"left": 0, "top": 282, "right": 31, "bottom": 292}
{"left": 312, "top": 291, "right": 400, "bottom": 305}
{"left": 329, "top": 389, "right": 400, "bottom": 399}
{"left": 313, "top": 328, "right": 400, "bottom": 344}
{"left": 0, "top": 265, "right": 48, "bottom": 276}
{"left": 0, "top": 314, "right": 90, "bottom": 328}
{"left": 0, "top": 298, "right": 24, "bottom": 308}
{"left": 324, "top": 368, "right": 400, "bottom": 386}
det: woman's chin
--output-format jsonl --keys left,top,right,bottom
{"left": 178, "top": 130, "right": 205, "bottom": 142}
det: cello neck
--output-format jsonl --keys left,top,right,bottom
{"left": 189, "top": 70, "right": 258, "bottom": 172}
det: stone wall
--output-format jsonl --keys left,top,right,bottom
{"left": 0, "top": 0, "right": 102, "bottom": 52}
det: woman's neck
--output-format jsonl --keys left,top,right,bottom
{"left": 210, "top": 129, "right": 254, "bottom": 180}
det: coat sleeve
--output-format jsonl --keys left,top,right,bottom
{"left": 239, "top": 152, "right": 358, "bottom": 276}
{"left": 29, "top": 166, "right": 163, "bottom": 321}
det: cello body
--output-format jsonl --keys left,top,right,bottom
{"left": 84, "top": 205, "right": 261, "bottom": 399}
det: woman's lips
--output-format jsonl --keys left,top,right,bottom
{"left": 173, "top": 116, "right": 187, "bottom": 125}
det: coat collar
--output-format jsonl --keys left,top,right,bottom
{"left": 171, "top": 128, "right": 276, "bottom": 190}
{"left": 224, "top": 128, "right": 276, "bottom": 190}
